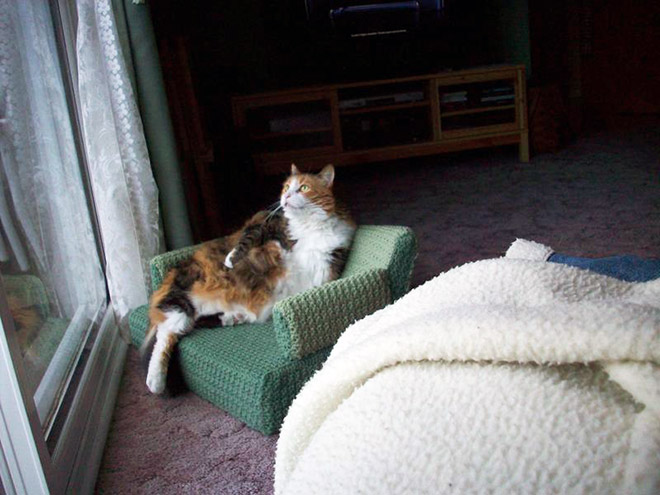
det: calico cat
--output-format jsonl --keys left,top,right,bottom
{"left": 143, "top": 164, "right": 355, "bottom": 394}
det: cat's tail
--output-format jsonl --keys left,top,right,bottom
{"left": 139, "top": 323, "right": 158, "bottom": 374}
{"left": 139, "top": 295, "right": 169, "bottom": 372}
{"left": 141, "top": 270, "right": 194, "bottom": 395}
{"left": 141, "top": 308, "right": 190, "bottom": 396}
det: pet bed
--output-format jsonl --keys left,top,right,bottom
{"left": 128, "top": 225, "right": 417, "bottom": 434}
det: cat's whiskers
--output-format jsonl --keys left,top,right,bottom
{"left": 265, "top": 204, "right": 283, "bottom": 222}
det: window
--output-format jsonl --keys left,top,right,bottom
{"left": 0, "top": 1, "right": 126, "bottom": 492}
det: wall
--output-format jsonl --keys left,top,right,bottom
{"left": 581, "top": 1, "right": 660, "bottom": 128}
{"left": 164, "top": 0, "right": 531, "bottom": 130}
{"left": 529, "top": 0, "right": 660, "bottom": 132}
{"left": 148, "top": 0, "right": 532, "bottom": 234}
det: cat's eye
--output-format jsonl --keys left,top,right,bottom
{"left": 283, "top": 184, "right": 290, "bottom": 192}
{"left": 300, "top": 185, "right": 310, "bottom": 192}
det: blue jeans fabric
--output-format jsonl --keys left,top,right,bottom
{"left": 548, "top": 254, "right": 660, "bottom": 282}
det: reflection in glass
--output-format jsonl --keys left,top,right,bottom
{"left": 0, "top": 0, "right": 106, "bottom": 435}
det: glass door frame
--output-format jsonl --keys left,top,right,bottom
{"left": 0, "top": 285, "right": 51, "bottom": 494}
{"left": 0, "top": 0, "right": 128, "bottom": 493}
{"left": 0, "top": 283, "right": 126, "bottom": 494}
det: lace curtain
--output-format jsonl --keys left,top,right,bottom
{"left": 76, "top": 0, "right": 163, "bottom": 321}
{"left": 0, "top": 0, "right": 162, "bottom": 323}
{"left": 0, "top": 0, "right": 106, "bottom": 318}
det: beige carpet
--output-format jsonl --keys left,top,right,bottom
{"left": 95, "top": 127, "right": 660, "bottom": 494}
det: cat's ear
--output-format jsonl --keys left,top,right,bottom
{"left": 318, "top": 164, "right": 335, "bottom": 188}
{"left": 290, "top": 163, "right": 301, "bottom": 176}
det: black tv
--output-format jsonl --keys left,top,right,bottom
{"left": 305, "top": 0, "right": 445, "bottom": 37}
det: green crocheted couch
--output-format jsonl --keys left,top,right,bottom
{"left": 128, "top": 225, "right": 417, "bottom": 434}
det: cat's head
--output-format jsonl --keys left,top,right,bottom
{"left": 280, "top": 164, "right": 335, "bottom": 217}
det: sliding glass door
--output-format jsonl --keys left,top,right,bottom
{"left": 0, "top": 1, "right": 126, "bottom": 493}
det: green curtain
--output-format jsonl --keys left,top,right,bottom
{"left": 112, "top": 0, "right": 193, "bottom": 251}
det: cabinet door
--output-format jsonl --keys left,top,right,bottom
{"left": 437, "top": 73, "right": 519, "bottom": 138}
{"left": 235, "top": 93, "right": 337, "bottom": 157}
{"left": 338, "top": 80, "right": 432, "bottom": 151}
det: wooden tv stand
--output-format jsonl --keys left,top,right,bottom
{"left": 232, "top": 65, "right": 529, "bottom": 175}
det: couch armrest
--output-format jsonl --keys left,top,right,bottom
{"left": 149, "top": 244, "right": 200, "bottom": 292}
{"left": 272, "top": 268, "right": 391, "bottom": 359}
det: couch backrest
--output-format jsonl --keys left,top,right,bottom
{"left": 149, "top": 225, "right": 417, "bottom": 299}
{"left": 342, "top": 225, "right": 417, "bottom": 300}
{"left": 149, "top": 244, "right": 199, "bottom": 293}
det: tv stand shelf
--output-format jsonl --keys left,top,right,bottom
{"left": 232, "top": 65, "right": 528, "bottom": 175}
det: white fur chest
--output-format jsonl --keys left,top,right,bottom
{"left": 279, "top": 213, "right": 354, "bottom": 297}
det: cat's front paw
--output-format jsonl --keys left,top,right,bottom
{"left": 220, "top": 312, "right": 247, "bottom": 326}
{"left": 146, "top": 370, "right": 166, "bottom": 394}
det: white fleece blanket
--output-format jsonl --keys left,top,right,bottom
{"left": 275, "top": 240, "right": 660, "bottom": 495}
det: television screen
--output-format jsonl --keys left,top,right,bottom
{"left": 305, "top": 0, "right": 444, "bottom": 37}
